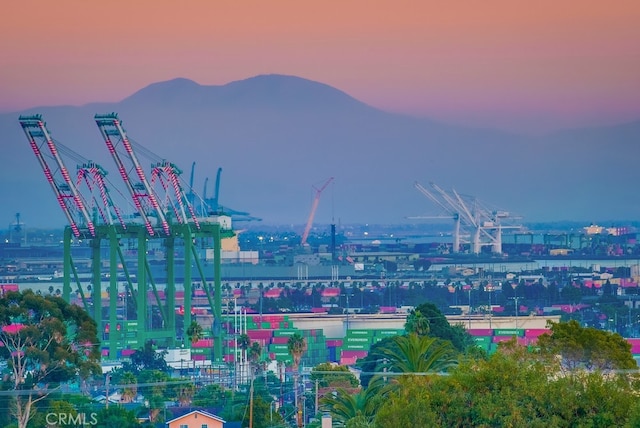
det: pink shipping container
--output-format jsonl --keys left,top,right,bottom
{"left": 340, "top": 350, "right": 368, "bottom": 359}
{"left": 192, "top": 354, "right": 206, "bottom": 361}
{"left": 271, "top": 336, "right": 289, "bottom": 344}
{"left": 468, "top": 329, "right": 494, "bottom": 336}
{"left": 525, "top": 329, "right": 551, "bottom": 338}
{"left": 224, "top": 354, "right": 235, "bottom": 363}
{"left": 340, "top": 357, "right": 358, "bottom": 366}
{"left": 326, "top": 339, "right": 343, "bottom": 347}
{"left": 122, "top": 349, "right": 136, "bottom": 356}
{"left": 247, "top": 329, "right": 274, "bottom": 341}
{"left": 192, "top": 339, "right": 214, "bottom": 348}
{"left": 627, "top": 339, "right": 640, "bottom": 354}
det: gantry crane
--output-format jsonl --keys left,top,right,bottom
{"left": 412, "top": 182, "right": 462, "bottom": 252}
{"left": 301, "top": 177, "right": 334, "bottom": 246}
{"left": 19, "top": 113, "right": 228, "bottom": 362}
{"left": 413, "top": 181, "right": 522, "bottom": 254}
{"left": 19, "top": 115, "right": 95, "bottom": 238}
{"left": 93, "top": 113, "right": 226, "bottom": 360}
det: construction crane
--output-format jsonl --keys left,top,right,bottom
{"left": 301, "top": 177, "right": 334, "bottom": 246}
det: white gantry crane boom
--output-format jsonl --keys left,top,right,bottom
{"left": 18, "top": 114, "right": 95, "bottom": 238}
{"left": 413, "top": 182, "right": 462, "bottom": 252}
{"left": 413, "top": 181, "right": 522, "bottom": 254}
{"left": 301, "top": 177, "right": 334, "bottom": 246}
{"left": 95, "top": 113, "right": 170, "bottom": 236}
{"left": 76, "top": 160, "right": 128, "bottom": 230}
{"left": 150, "top": 160, "right": 201, "bottom": 230}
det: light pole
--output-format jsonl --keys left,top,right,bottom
{"left": 486, "top": 284, "right": 494, "bottom": 329}
{"left": 509, "top": 295, "right": 520, "bottom": 329}
{"left": 511, "top": 282, "right": 520, "bottom": 329}
{"left": 467, "top": 287, "right": 472, "bottom": 329}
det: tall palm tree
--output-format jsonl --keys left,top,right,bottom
{"left": 374, "top": 333, "right": 458, "bottom": 376}
{"left": 288, "top": 333, "right": 307, "bottom": 427}
{"left": 287, "top": 333, "right": 307, "bottom": 371}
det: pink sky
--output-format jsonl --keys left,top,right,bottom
{"left": 1, "top": 0, "right": 639, "bottom": 133}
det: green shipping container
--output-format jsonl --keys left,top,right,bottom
{"left": 274, "top": 329, "right": 300, "bottom": 337}
{"left": 494, "top": 329, "right": 525, "bottom": 337}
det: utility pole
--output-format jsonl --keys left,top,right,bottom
{"left": 105, "top": 374, "right": 110, "bottom": 409}
{"left": 249, "top": 377, "right": 254, "bottom": 428}
{"left": 315, "top": 379, "right": 319, "bottom": 416}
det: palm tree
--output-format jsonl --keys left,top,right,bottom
{"left": 320, "top": 377, "right": 386, "bottom": 427}
{"left": 288, "top": 333, "right": 307, "bottom": 427}
{"left": 186, "top": 321, "right": 203, "bottom": 345}
{"left": 248, "top": 341, "right": 262, "bottom": 376}
{"left": 174, "top": 379, "right": 196, "bottom": 407}
{"left": 405, "top": 309, "right": 430, "bottom": 336}
{"left": 374, "top": 333, "right": 458, "bottom": 376}
{"left": 288, "top": 333, "right": 307, "bottom": 371}
{"left": 120, "top": 371, "right": 137, "bottom": 403}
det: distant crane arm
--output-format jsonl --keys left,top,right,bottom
{"left": 301, "top": 177, "right": 334, "bottom": 246}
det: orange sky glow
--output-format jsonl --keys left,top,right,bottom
{"left": 1, "top": 0, "right": 639, "bottom": 132}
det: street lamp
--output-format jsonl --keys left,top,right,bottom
{"left": 510, "top": 282, "right": 521, "bottom": 329}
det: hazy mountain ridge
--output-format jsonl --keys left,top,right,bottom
{"left": 2, "top": 74, "right": 639, "bottom": 230}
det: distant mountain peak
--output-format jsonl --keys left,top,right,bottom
{"left": 122, "top": 74, "right": 368, "bottom": 111}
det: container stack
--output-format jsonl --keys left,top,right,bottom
{"left": 467, "top": 328, "right": 551, "bottom": 354}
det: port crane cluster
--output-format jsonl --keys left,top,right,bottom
{"left": 412, "top": 181, "right": 523, "bottom": 254}
{"left": 19, "top": 113, "right": 229, "bottom": 361}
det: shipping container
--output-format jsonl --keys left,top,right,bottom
{"left": 493, "top": 328, "right": 525, "bottom": 337}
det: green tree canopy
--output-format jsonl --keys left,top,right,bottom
{"left": 536, "top": 319, "right": 637, "bottom": 371}
{"left": 94, "top": 406, "right": 141, "bottom": 428}
{"left": 310, "top": 362, "right": 359, "bottom": 389}
{"left": 121, "top": 340, "right": 169, "bottom": 374}
{"left": 375, "top": 339, "right": 640, "bottom": 427}
{"left": 0, "top": 290, "right": 101, "bottom": 428}
{"left": 410, "top": 302, "right": 474, "bottom": 352}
